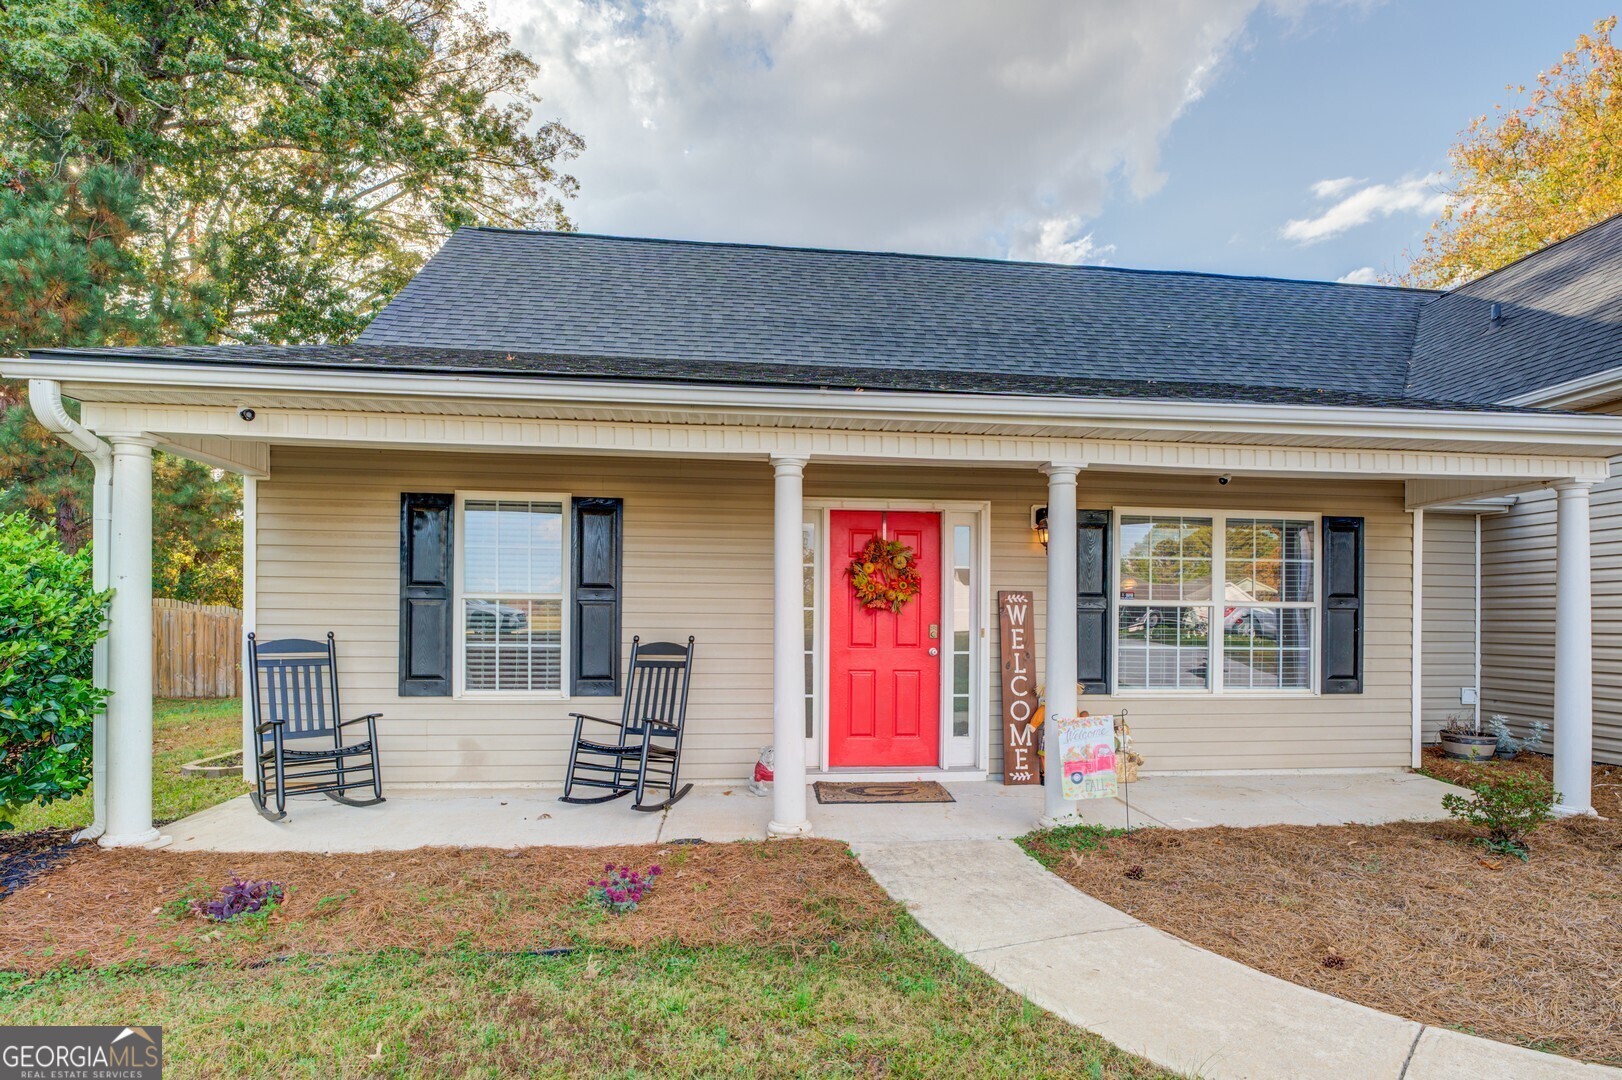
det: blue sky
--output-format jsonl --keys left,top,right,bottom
{"left": 494, "top": 1, "right": 1610, "bottom": 284}
{"left": 1102, "top": 2, "right": 1609, "bottom": 282}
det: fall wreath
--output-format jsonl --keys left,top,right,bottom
{"left": 848, "top": 536, "right": 923, "bottom": 614}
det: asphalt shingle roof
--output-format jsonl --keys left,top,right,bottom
{"left": 33, "top": 217, "right": 1622, "bottom": 410}
{"left": 356, "top": 228, "right": 1438, "bottom": 398}
{"left": 1409, "top": 214, "right": 1622, "bottom": 402}
{"left": 40, "top": 342, "right": 1539, "bottom": 412}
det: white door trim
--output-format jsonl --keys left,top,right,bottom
{"left": 805, "top": 498, "right": 993, "bottom": 774}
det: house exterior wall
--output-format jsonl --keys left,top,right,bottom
{"left": 1480, "top": 477, "right": 1622, "bottom": 764}
{"left": 1420, "top": 512, "right": 1479, "bottom": 742}
{"left": 254, "top": 446, "right": 1416, "bottom": 784}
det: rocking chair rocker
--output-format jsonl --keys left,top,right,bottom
{"left": 248, "top": 632, "right": 385, "bottom": 822}
{"left": 561, "top": 636, "right": 696, "bottom": 812}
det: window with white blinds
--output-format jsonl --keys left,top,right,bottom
{"left": 458, "top": 496, "right": 567, "bottom": 694}
{"left": 1116, "top": 511, "right": 1318, "bottom": 693}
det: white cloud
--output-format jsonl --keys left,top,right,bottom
{"left": 489, "top": 0, "right": 1294, "bottom": 261}
{"left": 1336, "top": 266, "right": 1380, "bottom": 285}
{"left": 1007, "top": 216, "right": 1116, "bottom": 265}
{"left": 1282, "top": 172, "right": 1446, "bottom": 244}
{"left": 1311, "top": 176, "right": 1365, "bottom": 200}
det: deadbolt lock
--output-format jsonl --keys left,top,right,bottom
{"left": 929, "top": 623, "right": 939, "bottom": 639}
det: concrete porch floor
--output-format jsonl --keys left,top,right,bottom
{"left": 160, "top": 771, "right": 1467, "bottom": 852}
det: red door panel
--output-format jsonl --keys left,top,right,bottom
{"left": 828, "top": 510, "right": 942, "bottom": 767}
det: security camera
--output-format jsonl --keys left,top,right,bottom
{"left": 238, "top": 407, "right": 257, "bottom": 422}
{"left": 1217, "top": 474, "right": 1232, "bottom": 485}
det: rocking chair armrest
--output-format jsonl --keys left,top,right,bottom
{"left": 638, "top": 715, "right": 680, "bottom": 732}
{"left": 568, "top": 712, "right": 623, "bottom": 728}
{"left": 254, "top": 719, "right": 284, "bottom": 735}
{"left": 339, "top": 713, "right": 383, "bottom": 729}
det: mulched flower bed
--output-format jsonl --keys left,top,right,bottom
{"left": 1420, "top": 745, "right": 1622, "bottom": 819}
{"left": 1023, "top": 756, "right": 1622, "bottom": 1066}
{"left": 0, "top": 828, "right": 83, "bottom": 901}
{"left": 0, "top": 839, "right": 894, "bottom": 974}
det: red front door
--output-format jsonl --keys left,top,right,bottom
{"left": 828, "top": 510, "right": 942, "bottom": 767}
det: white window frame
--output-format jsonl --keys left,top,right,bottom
{"left": 1112, "top": 508, "right": 1322, "bottom": 697}
{"left": 453, "top": 491, "right": 573, "bottom": 700}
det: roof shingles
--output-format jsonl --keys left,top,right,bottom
{"left": 356, "top": 228, "right": 1436, "bottom": 397}
{"left": 33, "top": 219, "right": 1622, "bottom": 411}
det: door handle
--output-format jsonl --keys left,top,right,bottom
{"left": 928, "top": 647, "right": 939, "bottom": 657}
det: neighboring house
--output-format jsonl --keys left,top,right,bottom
{"left": 8, "top": 223, "right": 1622, "bottom": 848}
{"left": 1411, "top": 214, "right": 1622, "bottom": 766}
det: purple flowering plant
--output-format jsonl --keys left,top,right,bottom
{"left": 586, "top": 863, "right": 661, "bottom": 914}
{"left": 190, "top": 875, "right": 285, "bottom": 922}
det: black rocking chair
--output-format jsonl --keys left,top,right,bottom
{"left": 561, "top": 636, "right": 696, "bottom": 812}
{"left": 248, "top": 632, "right": 385, "bottom": 822}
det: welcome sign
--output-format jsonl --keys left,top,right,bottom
{"left": 997, "top": 591, "right": 1040, "bottom": 785}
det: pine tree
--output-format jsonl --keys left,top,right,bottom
{"left": 0, "top": 169, "right": 239, "bottom": 598}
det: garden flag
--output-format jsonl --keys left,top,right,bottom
{"left": 1054, "top": 714, "right": 1118, "bottom": 801}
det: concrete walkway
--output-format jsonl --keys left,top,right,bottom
{"left": 857, "top": 838, "right": 1621, "bottom": 1080}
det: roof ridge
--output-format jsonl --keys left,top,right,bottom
{"left": 459, "top": 225, "right": 1444, "bottom": 294}
{"left": 1434, "top": 208, "right": 1622, "bottom": 294}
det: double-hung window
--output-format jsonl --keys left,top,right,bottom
{"left": 457, "top": 495, "right": 568, "bottom": 695}
{"left": 1115, "top": 512, "right": 1317, "bottom": 693}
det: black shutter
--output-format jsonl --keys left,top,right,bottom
{"left": 572, "top": 498, "right": 624, "bottom": 696}
{"left": 1322, "top": 516, "right": 1365, "bottom": 694}
{"left": 1077, "top": 509, "right": 1112, "bottom": 694}
{"left": 399, "top": 493, "right": 455, "bottom": 697}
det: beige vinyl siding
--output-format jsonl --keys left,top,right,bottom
{"left": 1420, "top": 512, "right": 1479, "bottom": 742}
{"left": 1481, "top": 477, "right": 1622, "bottom": 764}
{"left": 255, "top": 448, "right": 1415, "bottom": 784}
{"left": 257, "top": 449, "right": 774, "bottom": 786}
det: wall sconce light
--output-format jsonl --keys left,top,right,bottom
{"left": 1031, "top": 505, "right": 1049, "bottom": 548}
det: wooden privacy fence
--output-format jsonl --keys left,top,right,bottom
{"left": 153, "top": 599, "right": 243, "bottom": 698}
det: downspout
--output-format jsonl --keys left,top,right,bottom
{"left": 29, "top": 379, "right": 113, "bottom": 841}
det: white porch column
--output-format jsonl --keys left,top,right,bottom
{"left": 1040, "top": 463, "right": 1082, "bottom": 826}
{"left": 1410, "top": 508, "right": 1424, "bottom": 769}
{"left": 101, "top": 435, "right": 162, "bottom": 848}
{"left": 1553, "top": 479, "right": 1596, "bottom": 817}
{"left": 768, "top": 455, "right": 812, "bottom": 836}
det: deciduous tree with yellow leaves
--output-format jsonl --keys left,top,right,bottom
{"left": 1406, "top": 17, "right": 1622, "bottom": 287}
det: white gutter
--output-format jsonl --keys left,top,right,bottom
{"left": 9, "top": 356, "right": 1622, "bottom": 451}
{"left": 29, "top": 379, "right": 112, "bottom": 841}
{"left": 1500, "top": 366, "right": 1622, "bottom": 410}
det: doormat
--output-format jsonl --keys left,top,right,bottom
{"left": 813, "top": 781, "right": 955, "bottom": 805}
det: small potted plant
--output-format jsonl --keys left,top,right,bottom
{"left": 1439, "top": 712, "right": 1497, "bottom": 761}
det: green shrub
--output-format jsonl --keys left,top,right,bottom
{"left": 1441, "top": 772, "right": 1558, "bottom": 858}
{"left": 0, "top": 513, "right": 110, "bottom": 828}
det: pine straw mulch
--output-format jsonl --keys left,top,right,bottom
{"left": 1022, "top": 759, "right": 1622, "bottom": 1066}
{"left": 0, "top": 827, "right": 81, "bottom": 900}
{"left": 1419, "top": 745, "right": 1622, "bottom": 820}
{"left": 0, "top": 839, "right": 892, "bottom": 976}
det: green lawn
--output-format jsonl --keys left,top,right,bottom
{"left": 1, "top": 701, "right": 1177, "bottom": 1078}
{"left": 10, "top": 698, "right": 247, "bottom": 832}
{"left": 0, "top": 928, "right": 1174, "bottom": 1079}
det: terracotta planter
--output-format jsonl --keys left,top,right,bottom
{"left": 1440, "top": 732, "right": 1498, "bottom": 762}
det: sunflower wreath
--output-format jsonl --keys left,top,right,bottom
{"left": 848, "top": 536, "right": 923, "bottom": 614}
